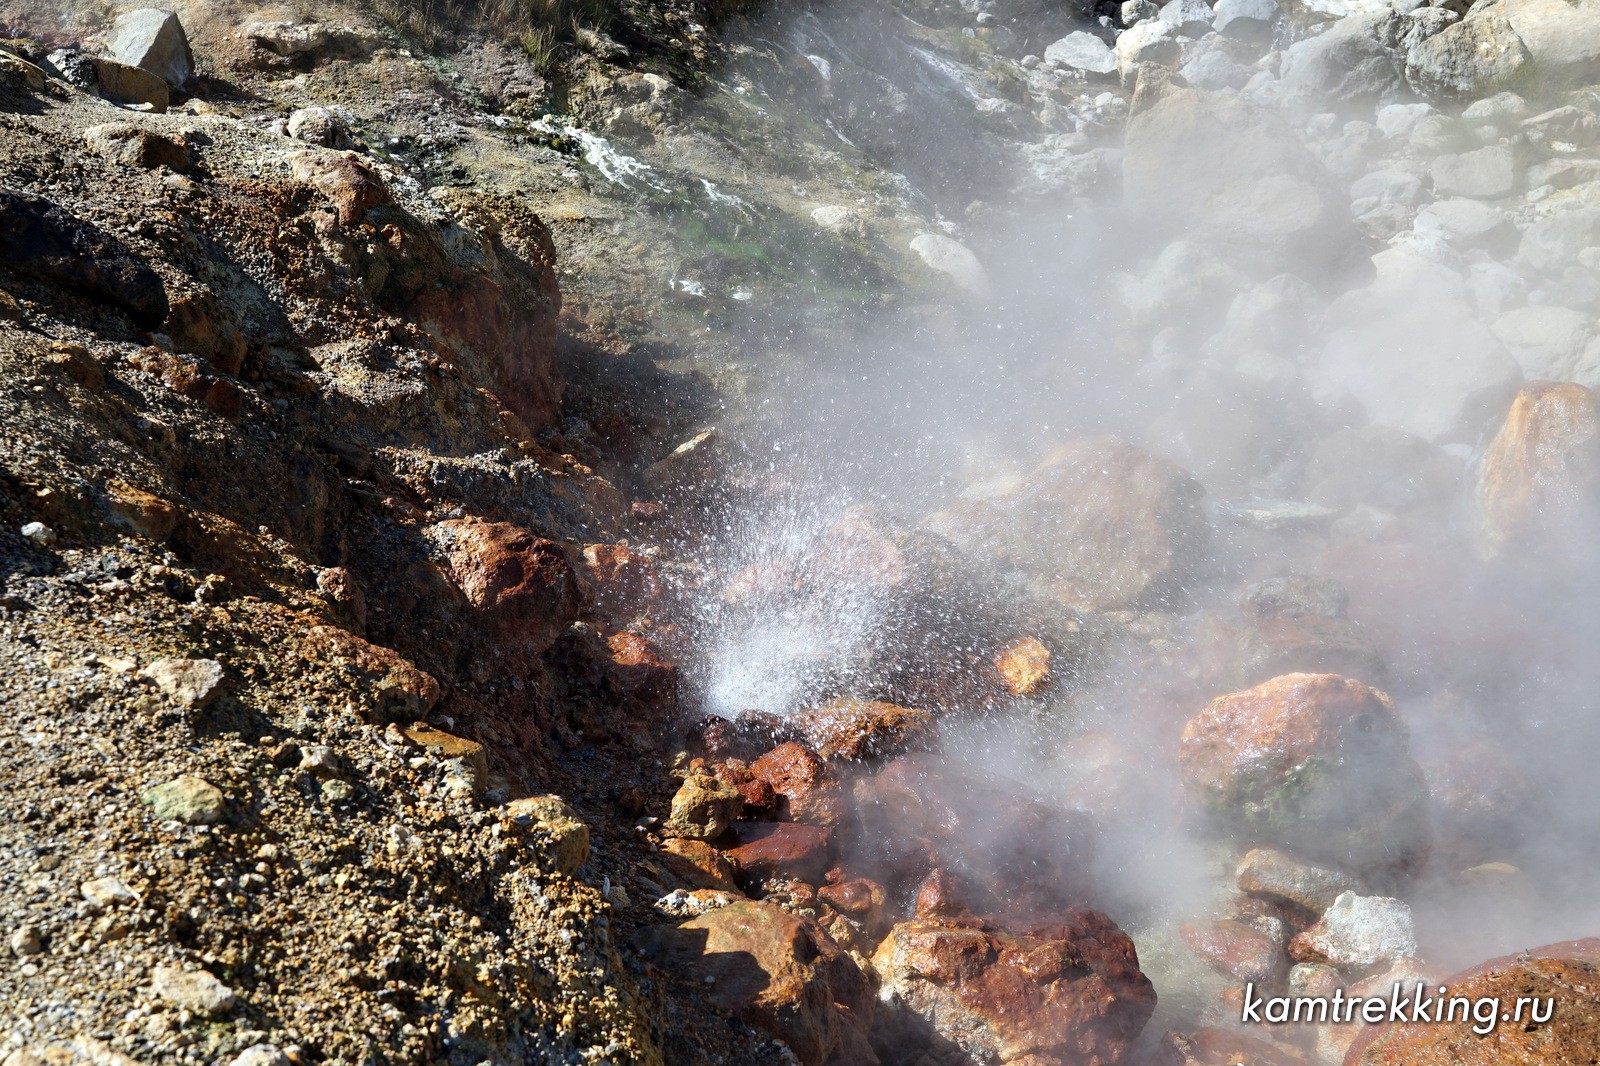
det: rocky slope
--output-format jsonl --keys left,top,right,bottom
{"left": 4, "top": 0, "right": 1600, "bottom": 1063}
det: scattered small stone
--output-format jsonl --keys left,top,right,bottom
{"left": 9, "top": 925, "right": 43, "bottom": 956}
{"left": 150, "top": 965, "right": 236, "bottom": 1015}
{"left": 320, "top": 779, "right": 356, "bottom": 803}
{"left": 139, "top": 658, "right": 224, "bottom": 708}
{"left": 80, "top": 877, "right": 139, "bottom": 909}
{"left": 142, "top": 775, "right": 225, "bottom": 825}
{"left": 20, "top": 522, "right": 56, "bottom": 546}
{"left": 230, "top": 1046, "right": 290, "bottom": 1066}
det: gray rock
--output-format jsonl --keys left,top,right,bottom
{"left": 1489, "top": 0, "right": 1600, "bottom": 89}
{"left": 1044, "top": 31, "right": 1117, "bottom": 74}
{"left": 1462, "top": 90, "right": 1529, "bottom": 124}
{"left": 286, "top": 106, "right": 351, "bottom": 148}
{"left": 1491, "top": 305, "right": 1594, "bottom": 379}
{"left": 151, "top": 965, "right": 236, "bottom": 1015}
{"left": 140, "top": 657, "right": 224, "bottom": 708}
{"left": 1312, "top": 249, "right": 1521, "bottom": 440}
{"left": 1430, "top": 144, "right": 1518, "bottom": 198}
{"left": 1212, "top": 0, "right": 1279, "bottom": 39}
{"left": 1159, "top": 0, "right": 1215, "bottom": 36}
{"left": 1404, "top": 13, "right": 1528, "bottom": 98}
{"left": 909, "top": 233, "right": 990, "bottom": 298}
{"left": 1299, "top": 892, "right": 1417, "bottom": 970}
{"left": 1281, "top": 12, "right": 1408, "bottom": 108}
{"left": 1376, "top": 101, "right": 1433, "bottom": 138}
{"left": 108, "top": 9, "right": 193, "bottom": 87}
{"left": 1123, "top": 87, "right": 1352, "bottom": 272}
{"left": 88, "top": 56, "right": 168, "bottom": 111}
{"left": 1408, "top": 111, "right": 1471, "bottom": 154}
{"left": 1237, "top": 847, "right": 1367, "bottom": 911}
{"left": 1516, "top": 188, "right": 1600, "bottom": 276}
{"left": 1349, "top": 168, "right": 1424, "bottom": 211}
{"left": 1399, "top": 5, "right": 1460, "bottom": 52}
{"left": 1180, "top": 45, "right": 1255, "bottom": 89}
{"left": 142, "top": 775, "right": 226, "bottom": 825}
{"left": 1115, "top": 18, "right": 1181, "bottom": 76}
{"left": 1413, "top": 197, "right": 1515, "bottom": 250}
{"left": 1123, "top": 0, "right": 1160, "bottom": 24}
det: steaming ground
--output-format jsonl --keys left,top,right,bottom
{"left": 663, "top": 0, "right": 1600, "bottom": 1053}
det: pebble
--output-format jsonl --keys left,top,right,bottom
{"left": 20, "top": 521, "right": 56, "bottom": 546}
{"left": 151, "top": 964, "right": 237, "bottom": 1014}
{"left": 80, "top": 877, "right": 139, "bottom": 909}
{"left": 142, "top": 775, "right": 226, "bottom": 825}
{"left": 139, "top": 658, "right": 225, "bottom": 708}
{"left": 231, "top": 1045, "right": 290, "bottom": 1066}
{"left": 9, "top": 924, "right": 43, "bottom": 956}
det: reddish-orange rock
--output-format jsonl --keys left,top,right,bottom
{"left": 300, "top": 624, "right": 441, "bottom": 724}
{"left": 431, "top": 518, "right": 580, "bottom": 661}
{"left": 790, "top": 699, "right": 934, "bottom": 762}
{"left": 660, "top": 838, "right": 742, "bottom": 894}
{"left": 634, "top": 899, "right": 876, "bottom": 1066}
{"left": 750, "top": 741, "right": 846, "bottom": 826}
{"left": 913, "top": 867, "right": 971, "bottom": 918}
{"left": 1178, "top": 674, "right": 1429, "bottom": 877}
{"left": 993, "top": 636, "right": 1054, "bottom": 697}
{"left": 723, "top": 821, "right": 833, "bottom": 887}
{"left": 1346, "top": 939, "right": 1600, "bottom": 1064}
{"left": 710, "top": 759, "right": 780, "bottom": 818}
{"left": 603, "top": 630, "right": 677, "bottom": 702}
{"left": 872, "top": 910, "right": 1157, "bottom": 1066}
{"left": 819, "top": 870, "right": 887, "bottom": 925}
{"left": 581, "top": 543, "right": 663, "bottom": 624}
{"left": 1478, "top": 382, "right": 1600, "bottom": 557}
{"left": 1180, "top": 919, "right": 1287, "bottom": 987}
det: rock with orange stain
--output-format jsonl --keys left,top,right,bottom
{"left": 582, "top": 543, "right": 663, "bottom": 624}
{"left": 1477, "top": 382, "right": 1600, "bottom": 557}
{"left": 1179, "top": 674, "right": 1429, "bottom": 878}
{"left": 634, "top": 899, "right": 876, "bottom": 1066}
{"left": 819, "top": 870, "right": 887, "bottom": 929}
{"left": 660, "top": 838, "right": 742, "bottom": 894}
{"left": 1345, "top": 940, "right": 1600, "bottom": 1065}
{"left": 872, "top": 910, "right": 1157, "bottom": 1066}
{"left": 723, "top": 821, "right": 833, "bottom": 887}
{"left": 289, "top": 149, "right": 389, "bottom": 225}
{"left": 430, "top": 518, "right": 580, "bottom": 662}
{"left": 790, "top": 698, "right": 934, "bottom": 761}
{"left": 604, "top": 630, "right": 677, "bottom": 702}
{"left": 105, "top": 481, "right": 180, "bottom": 542}
{"left": 750, "top": 741, "right": 846, "bottom": 826}
{"left": 710, "top": 759, "right": 780, "bottom": 818}
{"left": 994, "top": 636, "right": 1053, "bottom": 697}
{"left": 1180, "top": 919, "right": 1288, "bottom": 987}
{"left": 300, "top": 624, "right": 441, "bottom": 724}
